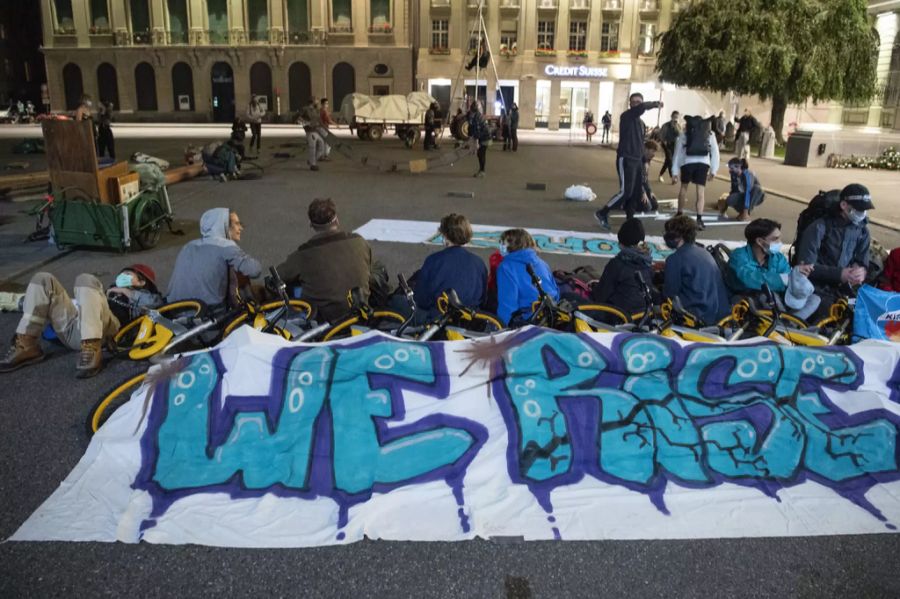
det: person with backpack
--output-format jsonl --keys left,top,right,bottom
{"left": 720, "top": 157, "right": 765, "bottom": 221}
{"left": 672, "top": 114, "right": 720, "bottom": 231}
{"left": 468, "top": 101, "right": 491, "bottom": 177}
{"left": 794, "top": 184, "right": 874, "bottom": 310}
{"left": 601, "top": 110, "right": 612, "bottom": 144}
{"left": 591, "top": 218, "right": 658, "bottom": 316}
{"left": 594, "top": 93, "right": 663, "bottom": 230}
{"left": 662, "top": 215, "right": 731, "bottom": 325}
{"left": 658, "top": 111, "right": 681, "bottom": 183}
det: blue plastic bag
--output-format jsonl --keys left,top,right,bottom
{"left": 853, "top": 284, "right": 900, "bottom": 342}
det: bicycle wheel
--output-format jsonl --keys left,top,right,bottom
{"left": 322, "top": 310, "right": 406, "bottom": 341}
{"left": 222, "top": 300, "right": 314, "bottom": 339}
{"left": 86, "top": 372, "right": 147, "bottom": 436}
{"left": 114, "top": 300, "right": 206, "bottom": 361}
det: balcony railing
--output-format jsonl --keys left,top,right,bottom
{"left": 601, "top": 0, "right": 623, "bottom": 17}
{"left": 368, "top": 23, "right": 393, "bottom": 34}
{"left": 500, "top": 0, "right": 520, "bottom": 9}
{"left": 166, "top": 30, "right": 188, "bottom": 44}
{"left": 570, "top": 0, "right": 590, "bottom": 10}
{"left": 639, "top": 0, "right": 660, "bottom": 13}
{"left": 206, "top": 29, "right": 229, "bottom": 44}
{"left": 288, "top": 30, "right": 325, "bottom": 44}
{"left": 537, "top": 0, "right": 558, "bottom": 9}
{"left": 132, "top": 30, "right": 152, "bottom": 45}
{"left": 430, "top": 0, "right": 450, "bottom": 6}
{"left": 329, "top": 24, "right": 353, "bottom": 34}
{"left": 248, "top": 29, "right": 268, "bottom": 43}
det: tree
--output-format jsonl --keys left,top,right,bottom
{"left": 656, "top": 0, "right": 878, "bottom": 143}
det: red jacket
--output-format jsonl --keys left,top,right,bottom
{"left": 881, "top": 248, "right": 900, "bottom": 292}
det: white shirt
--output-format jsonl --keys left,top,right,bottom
{"left": 672, "top": 131, "right": 720, "bottom": 178}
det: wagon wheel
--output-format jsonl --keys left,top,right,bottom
{"left": 402, "top": 128, "right": 418, "bottom": 148}
{"left": 367, "top": 124, "right": 384, "bottom": 141}
{"left": 356, "top": 127, "right": 367, "bottom": 140}
{"left": 456, "top": 121, "right": 470, "bottom": 141}
{"left": 133, "top": 198, "right": 165, "bottom": 250}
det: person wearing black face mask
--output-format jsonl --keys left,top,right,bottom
{"left": 662, "top": 215, "right": 731, "bottom": 324}
{"left": 795, "top": 183, "right": 873, "bottom": 314}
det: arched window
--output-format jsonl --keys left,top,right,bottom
{"left": 134, "top": 62, "right": 158, "bottom": 110}
{"left": 97, "top": 63, "right": 119, "bottom": 106}
{"left": 332, "top": 62, "right": 355, "bottom": 111}
{"left": 62, "top": 63, "right": 83, "bottom": 110}
{"left": 249, "top": 62, "right": 273, "bottom": 108}
{"left": 172, "top": 62, "right": 194, "bottom": 110}
{"left": 288, "top": 61, "right": 311, "bottom": 112}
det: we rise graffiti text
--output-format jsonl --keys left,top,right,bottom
{"left": 136, "top": 331, "right": 900, "bottom": 534}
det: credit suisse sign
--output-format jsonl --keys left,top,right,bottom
{"left": 544, "top": 65, "right": 609, "bottom": 78}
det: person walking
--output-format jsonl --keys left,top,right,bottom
{"left": 601, "top": 110, "right": 612, "bottom": 144}
{"left": 96, "top": 100, "right": 115, "bottom": 160}
{"left": 594, "top": 93, "right": 663, "bottom": 230}
{"left": 424, "top": 102, "right": 438, "bottom": 150}
{"left": 246, "top": 95, "right": 266, "bottom": 155}
{"left": 299, "top": 99, "right": 325, "bottom": 171}
{"left": 468, "top": 102, "right": 491, "bottom": 177}
{"left": 657, "top": 110, "right": 680, "bottom": 183}
{"left": 714, "top": 111, "right": 726, "bottom": 149}
{"left": 734, "top": 109, "right": 759, "bottom": 160}
{"left": 318, "top": 98, "right": 336, "bottom": 160}
{"left": 508, "top": 103, "right": 519, "bottom": 152}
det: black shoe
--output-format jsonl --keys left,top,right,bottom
{"left": 594, "top": 210, "right": 610, "bottom": 231}
{"left": 696, "top": 216, "right": 706, "bottom": 231}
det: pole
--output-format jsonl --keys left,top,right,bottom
{"left": 656, "top": 88, "right": 663, "bottom": 128}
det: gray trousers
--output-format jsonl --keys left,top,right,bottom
{"left": 307, "top": 130, "right": 325, "bottom": 165}
{"left": 16, "top": 272, "right": 120, "bottom": 350}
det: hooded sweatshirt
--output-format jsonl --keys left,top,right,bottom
{"left": 166, "top": 208, "right": 262, "bottom": 307}
{"left": 496, "top": 248, "right": 560, "bottom": 325}
{"left": 591, "top": 246, "right": 657, "bottom": 316}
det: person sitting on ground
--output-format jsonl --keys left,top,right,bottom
{"left": 726, "top": 218, "right": 818, "bottom": 318}
{"left": 672, "top": 114, "right": 720, "bottom": 231}
{"left": 591, "top": 218, "right": 658, "bottom": 317}
{"left": 720, "top": 157, "right": 764, "bottom": 221}
{"left": 276, "top": 198, "right": 373, "bottom": 323}
{"left": 413, "top": 213, "right": 487, "bottom": 315}
{"left": 794, "top": 183, "right": 873, "bottom": 310}
{"left": 1, "top": 264, "right": 163, "bottom": 378}
{"left": 640, "top": 140, "right": 661, "bottom": 213}
{"left": 394, "top": 214, "right": 487, "bottom": 323}
{"left": 167, "top": 208, "right": 262, "bottom": 310}
{"left": 880, "top": 248, "right": 900, "bottom": 293}
{"left": 662, "top": 215, "right": 731, "bottom": 325}
{"left": 495, "top": 228, "right": 559, "bottom": 325}
{"left": 201, "top": 132, "right": 243, "bottom": 181}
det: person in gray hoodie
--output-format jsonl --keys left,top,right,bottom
{"left": 166, "top": 208, "right": 262, "bottom": 310}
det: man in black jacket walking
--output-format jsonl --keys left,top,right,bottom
{"left": 594, "top": 93, "right": 662, "bottom": 230}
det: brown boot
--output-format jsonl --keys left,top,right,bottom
{"left": 76, "top": 338, "right": 104, "bottom": 379}
{"left": 0, "top": 334, "right": 44, "bottom": 373}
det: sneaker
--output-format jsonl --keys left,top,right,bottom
{"left": 474, "top": 171, "right": 485, "bottom": 178}
{"left": 594, "top": 210, "right": 610, "bottom": 231}
{"left": 76, "top": 338, "right": 103, "bottom": 379}
{"left": 696, "top": 216, "right": 706, "bottom": 231}
{"left": 0, "top": 334, "right": 44, "bottom": 373}
{"left": 0, "top": 292, "right": 24, "bottom": 312}
{"left": 310, "top": 165, "right": 319, "bottom": 171}
{"left": 217, "top": 173, "right": 227, "bottom": 183}
{"left": 658, "top": 176, "right": 665, "bottom": 183}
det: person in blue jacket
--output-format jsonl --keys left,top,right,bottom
{"left": 496, "top": 228, "right": 559, "bottom": 325}
{"left": 726, "top": 218, "right": 816, "bottom": 309}
{"left": 721, "top": 157, "right": 765, "bottom": 221}
{"left": 662, "top": 215, "right": 730, "bottom": 325}
{"left": 408, "top": 213, "right": 487, "bottom": 321}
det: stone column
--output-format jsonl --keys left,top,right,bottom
{"left": 548, "top": 77, "right": 561, "bottom": 130}
{"left": 519, "top": 77, "right": 536, "bottom": 129}
{"left": 73, "top": 0, "right": 91, "bottom": 47}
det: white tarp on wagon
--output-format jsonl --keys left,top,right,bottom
{"left": 340, "top": 92, "right": 436, "bottom": 124}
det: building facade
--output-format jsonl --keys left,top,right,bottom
{"left": 39, "top": 0, "right": 415, "bottom": 121}
{"left": 416, "top": 0, "right": 693, "bottom": 130}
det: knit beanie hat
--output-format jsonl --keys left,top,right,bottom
{"left": 617, "top": 217, "right": 645, "bottom": 247}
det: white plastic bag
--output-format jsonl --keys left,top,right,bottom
{"left": 564, "top": 184, "right": 596, "bottom": 202}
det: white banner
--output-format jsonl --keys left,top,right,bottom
{"left": 354, "top": 219, "right": 744, "bottom": 261}
{"left": 12, "top": 327, "right": 900, "bottom": 547}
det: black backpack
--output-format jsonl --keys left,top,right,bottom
{"left": 684, "top": 116, "right": 711, "bottom": 156}
{"left": 790, "top": 189, "right": 841, "bottom": 265}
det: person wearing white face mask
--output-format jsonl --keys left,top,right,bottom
{"left": 726, "top": 219, "right": 817, "bottom": 313}
{"left": 0, "top": 265, "right": 162, "bottom": 378}
{"left": 795, "top": 183, "right": 873, "bottom": 316}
